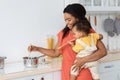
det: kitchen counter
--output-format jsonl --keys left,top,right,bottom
{"left": 0, "top": 58, "right": 62, "bottom": 80}
{"left": 0, "top": 50, "right": 120, "bottom": 80}
{"left": 98, "top": 50, "right": 120, "bottom": 63}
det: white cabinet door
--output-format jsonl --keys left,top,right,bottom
{"left": 99, "top": 72, "right": 118, "bottom": 80}
{"left": 11, "top": 70, "right": 61, "bottom": 80}
{"left": 12, "top": 76, "right": 35, "bottom": 80}
{"left": 64, "top": 0, "right": 120, "bottom": 12}
{"left": 43, "top": 72, "right": 53, "bottom": 80}
{"left": 53, "top": 70, "right": 61, "bottom": 80}
{"left": 118, "top": 71, "right": 120, "bottom": 80}
{"left": 12, "top": 72, "right": 53, "bottom": 80}
{"left": 99, "top": 60, "right": 120, "bottom": 80}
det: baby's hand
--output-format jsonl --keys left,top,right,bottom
{"left": 68, "top": 41, "right": 74, "bottom": 47}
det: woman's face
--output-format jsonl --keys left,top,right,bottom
{"left": 64, "top": 13, "right": 78, "bottom": 29}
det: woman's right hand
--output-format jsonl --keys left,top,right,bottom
{"left": 27, "top": 41, "right": 61, "bottom": 57}
{"left": 28, "top": 45, "right": 38, "bottom": 52}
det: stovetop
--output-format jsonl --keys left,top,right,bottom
{"left": 0, "top": 62, "right": 50, "bottom": 75}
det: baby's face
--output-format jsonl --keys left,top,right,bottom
{"left": 72, "top": 26, "right": 83, "bottom": 39}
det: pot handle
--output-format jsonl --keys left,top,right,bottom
{"left": 0, "top": 56, "right": 7, "bottom": 59}
{"left": 37, "top": 55, "right": 46, "bottom": 59}
{"left": 5, "top": 57, "right": 7, "bottom": 59}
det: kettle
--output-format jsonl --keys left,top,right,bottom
{"left": 0, "top": 56, "right": 7, "bottom": 69}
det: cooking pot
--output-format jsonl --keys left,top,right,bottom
{"left": 0, "top": 56, "right": 7, "bottom": 69}
{"left": 23, "top": 55, "right": 45, "bottom": 68}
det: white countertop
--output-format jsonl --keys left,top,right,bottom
{"left": 0, "top": 58, "right": 62, "bottom": 80}
{"left": 0, "top": 50, "right": 120, "bottom": 80}
{"left": 98, "top": 50, "right": 120, "bottom": 63}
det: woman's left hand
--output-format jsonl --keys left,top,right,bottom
{"left": 72, "top": 57, "right": 86, "bottom": 71}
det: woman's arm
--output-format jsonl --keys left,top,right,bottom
{"left": 28, "top": 41, "right": 61, "bottom": 58}
{"left": 84, "top": 40, "right": 107, "bottom": 62}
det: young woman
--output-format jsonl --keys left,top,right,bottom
{"left": 28, "top": 3, "right": 107, "bottom": 80}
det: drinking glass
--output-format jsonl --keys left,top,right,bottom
{"left": 46, "top": 35, "right": 54, "bottom": 61}
{"left": 47, "top": 35, "right": 54, "bottom": 49}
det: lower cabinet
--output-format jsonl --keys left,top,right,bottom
{"left": 35, "top": 72, "right": 53, "bottom": 80}
{"left": 53, "top": 70, "right": 61, "bottom": 80}
{"left": 99, "top": 71, "right": 119, "bottom": 80}
{"left": 98, "top": 60, "right": 120, "bottom": 80}
{"left": 12, "top": 71, "right": 61, "bottom": 80}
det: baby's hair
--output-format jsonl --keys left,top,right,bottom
{"left": 72, "top": 20, "right": 91, "bottom": 34}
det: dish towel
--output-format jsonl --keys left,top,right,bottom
{"left": 103, "top": 18, "right": 115, "bottom": 37}
{"left": 114, "top": 18, "right": 120, "bottom": 35}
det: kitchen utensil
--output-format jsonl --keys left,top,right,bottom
{"left": 88, "top": 16, "right": 91, "bottom": 22}
{"left": 94, "top": 16, "right": 97, "bottom": 26}
{"left": 57, "top": 38, "right": 75, "bottom": 49}
{"left": 103, "top": 17, "right": 115, "bottom": 37}
{"left": 114, "top": 17, "right": 120, "bottom": 35}
{"left": 23, "top": 55, "right": 45, "bottom": 68}
{"left": 0, "top": 56, "right": 7, "bottom": 69}
{"left": 57, "top": 42, "right": 68, "bottom": 50}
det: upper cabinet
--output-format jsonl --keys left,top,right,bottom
{"left": 64, "top": 0, "right": 120, "bottom": 14}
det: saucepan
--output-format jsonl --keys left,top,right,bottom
{"left": 0, "top": 56, "right": 7, "bottom": 69}
{"left": 23, "top": 55, "right": 45, "bottom": 68}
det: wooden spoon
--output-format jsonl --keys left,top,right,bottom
{"left": 88, "top": 16, "right": 91, "bottom": 23}
{"left": 94, "top": 16, "right": 97, "bottom": 26}
{"left": 57, "top": 38, "right": 75, "bottom": 49}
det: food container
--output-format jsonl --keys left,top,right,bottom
{"left": 23, "top": 55, "right": 45, "bottom": 68}
{"left": 0, "top": 56, "right": 7, "bottom": 69}
{"left": 23, "top": 57, "right": 39, "bottom": 68}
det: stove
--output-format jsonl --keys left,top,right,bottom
{"left": 0, "top": 62, "right": 50, "bottom": 75}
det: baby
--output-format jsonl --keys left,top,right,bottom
{"left": 69, "top": 20, "right": 102, "bottom": 80}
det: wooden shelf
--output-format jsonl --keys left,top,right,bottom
{"left": 65, "top": 0, "right": 120, "bottom": 14}
{"left": 108, "top": 50, "right": 120, "bottom": 54}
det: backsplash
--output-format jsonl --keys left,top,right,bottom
{"left": 0, "top": 0, "right": 64, "bottom": 63}
{"left": 0, "top": 0, "right": 120, "bottom": 63}
{"left": 86, "top": 14, "right": 120, "bottom": 51}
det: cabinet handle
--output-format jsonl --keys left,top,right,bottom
{"left": 104, "top": 65, "right": 114, "bottom": 68}
{"left": 41, "top": 77, "right": 44, "bottom": 80}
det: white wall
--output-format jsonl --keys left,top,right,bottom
{"left": 0, "top": 0, "right": 65, "bottom": 62}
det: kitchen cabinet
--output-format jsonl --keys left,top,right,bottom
{"left": 98, "top": 60, "right": 120, "bottom": 80}
{"left": 0, "top": 58, "right": 62, "bottom": 80}
{"left": 53, "top": 70, "right": 61, "bottom": 80}
{"left": 12, "top": 72, "right": 53, "bottom": 80}
{"left": 34, "top": 72, "right": 53, "bottom": 80}
{"left": 99, "top": 72, "right": 118, "bottom": 80}
{"left": 64, "top": 0, "right": 120, "bottom": 13}
{"left": 12, "top": 71, "right": 61, "bottom": 80}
